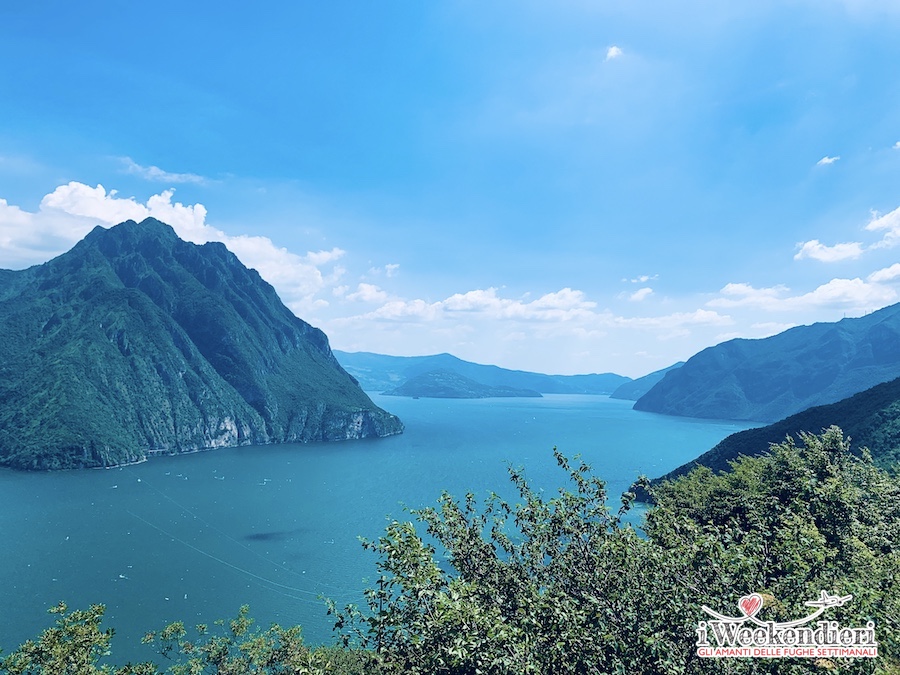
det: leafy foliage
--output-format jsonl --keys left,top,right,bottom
{"left": 337, "top": 427, "right": 899, "bottom": 674}
{"left": 0, "top": 602, "right": 151, "bottom": 675}
{"left": 0, "top": 604, "right": 370, "bottom": 675}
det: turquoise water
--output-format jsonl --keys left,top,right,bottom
{"left": 0, "top": 394, "right": 754, "bottom": 663}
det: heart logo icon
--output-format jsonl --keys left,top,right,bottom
{"left": 738, "top": 594, "right": 763, "bottom": 617}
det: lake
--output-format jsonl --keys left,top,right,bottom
{"left": 0, "top": 394, "right": 754, "bottom": 664}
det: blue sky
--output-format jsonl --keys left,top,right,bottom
{"left": 1, "top": 1, "right": 899, "bottom": 377}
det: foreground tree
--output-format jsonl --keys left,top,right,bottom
{"left": 0, "top": 603, "right": 369, "bottom": 675}
{"left": 336, "top": 427, "right": 900, "bottom": 674}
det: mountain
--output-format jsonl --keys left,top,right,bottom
{"left": 651, "top": 375, "right": 900, "bottom": 486}
{"left": 333, "top": 351, "right": 630, "bottom": 394}
{"left": 609, "top": 362, "right": 684, "bottom": 401}
{"left": 633, "top": 303, "right": 900, "bottom": 422}
{"left": 0, "top": 218, "right": 402, "bottom": 470}
{"left": 383, "top": 369, "right": 542, "bottom": 399}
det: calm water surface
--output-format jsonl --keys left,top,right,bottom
{"left": 0, "top": 394, "right": 754, "bottom": 663}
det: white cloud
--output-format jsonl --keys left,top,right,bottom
{"left": 605, "top": 45, "right": 623, "bottom": 61}
{"left": 626, "top": 274, "right": 658, "bottom": 283}
{"left": 41, "top": 182, "right": 151, "bottom": 225}
{"left": 367, "top": 263, "right": 401, "bottom": 278}
{"left": 816, "top": 155, "right": 840, "bottom": 165}
{"left": 709, "top": 278, "right": 896, "bottom": 312}
{"left": 629, "top": 287, "right": 653, "bottom": 301}
{"left": 360, "top": 298, "right": 442, "bottom": 322}
{"left": 611, "top": 308, "right": 733, "bottom": 329}
{"left": 793, "top": 239, "right": 863, "bottom": 262}
{"left": 341, "top": 286, "right": 603, "bottom": 326}
{"left": 868, "top": 263, "right": 900, "bottom": 283}
{"left": 865, "top": 206, "right": 900, "bottom": 249}
{"left": 894, "top": 141, "right": 900, "bottom": 150}
{"left": 797, "top": 277, "right": 896, "bottom": 308}
{"left": 714, "top": 282, "right": 790, "bottom": 304}
{"left": 347, "top": 283, "right": 389, "bottom": 303}
{"left": 121, "top": 157, "right": 206, "bottom": 184}
{"left": 306, "top": 248, "right": 346, "bottom": 266}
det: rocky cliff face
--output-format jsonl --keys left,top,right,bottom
{"left": 0, "top": 218, "right": 402, "bottom": 470}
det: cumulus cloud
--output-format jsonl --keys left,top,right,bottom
{"left": 894, "top": 141, "right": 900, "bottom": 150}
{"left": 306, "top": 248, "right": 346, "bottom": 266}
{"left": 337, "top": 285, "right": 734, "bottom": 350}
{"left": 865, "top": 206, "right": 900, "bottom": 249}
{"left": 709, "top": 278, "right": 896, "bottom": 312}
{"left": 341, "top": 287, "right": 600, "bottom": 325}
{"left": 714, "top": 282, "right": 789, "bottom": 303}
{"left": 605, "top": 45, "right": 623, "bottom": 61}
{"left": 793, "top": 239, "right": 864, "bottom": 262}
{"left": 611, "top": 309, "right": 733, "bottom": 329}
{"left": 347, "top": 283, "right": 389, "bottom": 303}
{"left": 868, "top": 263, "right": 900, "bottom": 283}
{"left": 816, "top": 155, "right": 840, "bottom": 165}
{"left": 0, "top": 182, "right": 345, "bottom": 314}
{"left": 121, "top": 157, "right": 207, "bottom": 184}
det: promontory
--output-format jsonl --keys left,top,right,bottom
{"left": 0, "top": 218, "right": 402, "bottom": 470}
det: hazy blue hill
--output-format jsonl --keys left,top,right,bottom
{"left": 633, "top": 303, "right": 900, "bottom": 422}
{"left": 610, "top": 362, "right": 684, "bottom": 401}
{"left": 383, "top": 369, "right": 543, "bottom": 399}
{"left": 651, "top": 375, "right": 900, "bottom": 486}
{"left": 333, "top": 350, "right": 630, "bottom": 394}
{"left": 0, "top": 218, "right": 402, "bottom": 470}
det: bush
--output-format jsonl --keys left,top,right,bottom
{"left": 336, "top": 427, "right": 900, "bottom": 674}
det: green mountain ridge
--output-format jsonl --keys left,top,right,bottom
{"left": 383, "top": 368, "right": 543, "bottom": 398}
{"left": 333, "top": 350, "right": 630, "bottom": 394}
{"left": 634, "top": 303, "right": 900, "bottom": 422}
{"left": 609, "top": 362, "right": 684, "bottom": 401}
{"left": 0, "top": 218, "right": 402, "bottom": 470}
{"left": 651, "top": 374, "right": 900, "bottom": 487}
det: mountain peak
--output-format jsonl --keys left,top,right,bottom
{"left": 0, "top": 219, "right": 403, "bottom": 470}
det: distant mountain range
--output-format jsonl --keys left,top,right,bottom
{"left": 634, "top": 303, "right": 900, "bottom": 422}
{"left": 333, "top": 351, "right": 630, "bottom": 396}
{"left": 0, "top": 218, "right": 402, "bottom": 470}
{"left": 610, "top": 362, "right": 684, "bottom": 401}
{"left": 652, "top": 374, "right": 900, "bottom": 486}
{"left": 383, "top": 369, "right": 542, "bottom": 399}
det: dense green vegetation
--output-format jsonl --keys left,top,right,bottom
{"left": 634, "top": 303, "right": 900, "bottom": 422}
{"left": 3, "top": 428, "right": 897, "bottom": 673}
{"left": 334, "top": 350, "right": 631, "bottom": 394}
{"left": 383, "top": 368, "right": 542, "bottom": 398}
{"left": 0, "top": 219, "right": 402, "bottom": 470}
{"left": 654, "top": 375, "right": 900, "bottom": 485}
